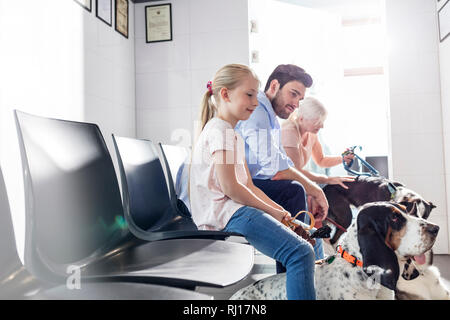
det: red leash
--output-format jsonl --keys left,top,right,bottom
{"left": 325, "top": 217, "right": 348, "bottom": 233}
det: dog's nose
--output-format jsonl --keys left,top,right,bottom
{"left": 426, "top": 224, "right": 439, "bottom": 236}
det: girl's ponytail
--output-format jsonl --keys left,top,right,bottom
{"left": 200, "top": 82, "right": 215, "bottom": 131}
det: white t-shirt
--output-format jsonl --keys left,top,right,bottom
{"left": 190, "top": 117, "right": 248, "bottom": 231}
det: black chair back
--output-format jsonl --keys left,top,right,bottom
{"left": 14, "top": 111, "right": 130, "bottom": 282}
{"left": 113, "top": 135, "right": 240, "bottom": 241}
{"left": 158, "top": 143, "right": 191, "bottom": 211}
{"left": 112, "top": 136, "right": 198, "bottom": 235}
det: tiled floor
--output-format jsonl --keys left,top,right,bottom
{"left": 196, "top": 249, "right": 450, "bottom": 300}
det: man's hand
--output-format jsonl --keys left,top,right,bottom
{"left": 271, "top": 167, "right": 329, "bottom": 221}
{"left": 307, "top": 186, "right": 328, "bottom": 221}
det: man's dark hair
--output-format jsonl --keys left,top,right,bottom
{"left": 264, "top": 64, "right": 313, "bottom": 92}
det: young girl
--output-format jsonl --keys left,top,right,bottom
{"left": 189, "top": 64, "right": 316, "bottom": 300}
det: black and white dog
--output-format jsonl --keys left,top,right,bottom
{"left": 322, "top": 176, "right": 449, "bottom": 300}
{"left": 230, "top": 202, "right": 440, "bottom": 300}
{"left": 323, "top": 176, "right": 436, "bottom": 245}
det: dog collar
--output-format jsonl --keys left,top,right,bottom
{"left": 387, "top": 182, "right": 397, "bottom": 200}
{"left": 336, "top": 245, "right": 363, "bottom": 268}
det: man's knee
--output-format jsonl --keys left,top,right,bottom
{"left": 289, "top": 181, "right": 306, "bottom": 195}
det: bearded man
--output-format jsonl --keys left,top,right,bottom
{"left": 235, "top": 64, "right": 328, "bottom": 272}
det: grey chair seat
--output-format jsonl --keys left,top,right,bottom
{"left": 33, "top": 282, "right": 212, "bottom": 300}
{"left": 83, "top": 239, "right": 254, "bottom": 288}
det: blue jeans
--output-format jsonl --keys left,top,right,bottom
{"left": 223, "top": 206, "right": 316, "bottom": 300}
{"left": 252, "top": 179, "right": 324, "bottom": 272}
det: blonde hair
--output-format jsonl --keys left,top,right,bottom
{"left": 199, "top": 64, "right": 260, "bottom": 130}
{"left": 289, "top": 96, "right": 327, "bottom": 124}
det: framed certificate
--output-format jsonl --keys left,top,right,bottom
{"left": 145, "top": 3, "right": 173, "bottom": 43}
{"left": 96, "top": 0, "right": 112, "bottom": 26}
{"left": 439, "top": 0, "right": 450, "bottom": 42}
{"left": 115, "top": 0, "right": 129, "bottom": 38}
{"left": 74, "top": 0, "right": 92, "bottom": 12}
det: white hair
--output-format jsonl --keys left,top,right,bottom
{"left": 296, "top": 97, "right": 327, "bottom": 122}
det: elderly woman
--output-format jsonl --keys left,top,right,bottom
{"left": 281, "top": 97, "right": 354, "bottom": 189}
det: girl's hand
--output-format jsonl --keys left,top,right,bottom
{"left": 279, "top": 209, "right": 292, "bottom": 223}
{"left": 326, "top": 176, "right": 355, "bottom": 189}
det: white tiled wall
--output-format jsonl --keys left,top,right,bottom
{"left": 386, "top": 0, "right": 448, "bottom": 253}
{"left": 0, "top": 0, "right": 136, "bottom": 261}
{"left": 438, "top": 0, "right": 450, "bottom": 255}
{"left": 134, "top": 0, "right": 250, "bottom": 146}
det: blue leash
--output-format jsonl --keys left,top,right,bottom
{"left": 342, "top": 146, "right": 380, "bottom": 177}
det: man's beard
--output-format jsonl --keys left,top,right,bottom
{"left": 272, "top": 91, "right": 291, "bottom": 119}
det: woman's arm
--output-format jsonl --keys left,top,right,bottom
{"left": 311, "top": 139, "right": 341, "bottom": 168}
{"left": 309, "top": 140, "right": 355, "bottom": 188}
{"left": 284, "top": 146, "right": 329, "bottom": 184}
{"left": 213, "top": 150, "right": 289, "bottom": 222}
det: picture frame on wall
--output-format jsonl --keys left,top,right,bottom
{"left": 74, "top": 0, "right": 92, "bottom": 12}
{"left": 439, "top": 0, "right": 450, "bottom": 42}
{"left": 145, "top": 3, "right": 173, "bottom": 43}
{"left": 115, "top": 0, "right": 129, "bottom": 38}
{"left": 96, "top": 0, "right": 112, "bottom": 26}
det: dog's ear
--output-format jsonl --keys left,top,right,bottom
{"left": 357, "top": 204, "right": 401, "bottom": 291}
{"left": 407, "top": 202, "right": 418, "bottom": 216}
{"left": 421, "top": 201, "right": 435, "bottom": 220}
{"left": 392, "top": 181, "right": 404, "bottom": 187}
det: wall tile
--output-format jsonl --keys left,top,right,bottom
{"left": 190, "top": 68, "right": 217, "bottom": 107}
{"left": 136, "top": 70, "right": 191, "bottom": 109}
{"left": 390, "top": 93, "right": 442, "bottom": 135}
{"left": 137, "top": 107, "right": 193, "bottom": 145}
{"left": 442, "top": 132, "right": 450, "bottom": 175}
{"left": 391, "top": 132, "right": 445, "bottom": 176}
{"left": 190, "top": 29, "right": 249, "bottom": 70}
{"left": 189, "top": 0, "right": 248, "bottom": 34}
{"left": 135, "top": 34, "right": 190, "bottom": 73}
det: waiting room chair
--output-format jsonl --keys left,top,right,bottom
{"left": 14, "top": 110, "right": 253, "bottom": 289}
{"left": 157, "top": 143, "right": 191, "bottom": 210}
{"left": 112, "top": 135, "right": 243, "bottom": 241}
{"left": 0, "top": 165, "right": 211, "bottom": 299}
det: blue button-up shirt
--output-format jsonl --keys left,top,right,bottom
{"left": 235, "top": 91, "right": 293, "bottom": 179}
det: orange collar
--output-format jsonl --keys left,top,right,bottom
{"left": 336, "top": 245, "right": 363, "bottom": 268}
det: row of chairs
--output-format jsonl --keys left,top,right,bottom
{"left": 0, "top": 110, "right": 254, "bottom": 299}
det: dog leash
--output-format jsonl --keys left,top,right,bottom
{"left": 282, "top": 210, "right": 332, "bottom": 240}
{"left": 282, "top": 210, "right": 315, "bottom": 231}
{"left": 324, "top": 217, "right": 348, "bottom": 233}
{"left": 342, "top": 146, "right": 380, "bottom": 177}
